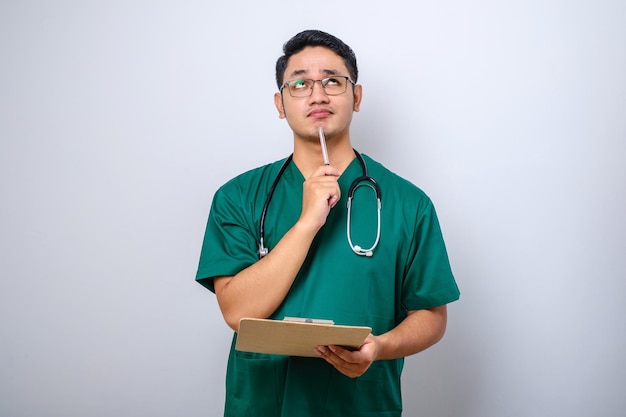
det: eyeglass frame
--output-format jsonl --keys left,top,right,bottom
{"left": 279, "top": 75, "right": 356, "bottom": 97}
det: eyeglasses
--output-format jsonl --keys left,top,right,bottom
{"left": 280, "top": 76, "right": 355, "bottom": 97}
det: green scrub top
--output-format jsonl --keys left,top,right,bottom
{"left": 197, "top": 154, "right": 460, "bottom": 417}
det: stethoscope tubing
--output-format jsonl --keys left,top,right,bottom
{"left": 258, "top": 149, "right": 381, "bottom": 258}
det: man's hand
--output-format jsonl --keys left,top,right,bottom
{"left": 313, "top": 307, "right": 448, "bottom": 378}
{"left": 315, "top": 334, "right": 380, "bottom": 378}
{"left": 299, "top": 164, "right": 342, "bottom": 230}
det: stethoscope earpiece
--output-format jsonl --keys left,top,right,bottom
{"left": 258, "top": 243, "right": 269, "bottom": 259}
{"left": 352, "top": 246, "right": 375, "bottom": 257}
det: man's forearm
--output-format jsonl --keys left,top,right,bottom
{"left": 375, "top": 306, "right": 448, "bottom": 361}
{"left": 214, "top": 221, "right": 319, "bottom": 331}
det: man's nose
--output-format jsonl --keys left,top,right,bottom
{"left": 309, "top": 80, "right": 329, "bottom": 102}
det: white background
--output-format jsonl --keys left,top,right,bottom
{"left": 1, "top": 1, "right": 625, "bottom": 416}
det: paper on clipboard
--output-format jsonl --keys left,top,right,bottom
{"left": 235, "top": 318, "right": 372, "bottom": 358}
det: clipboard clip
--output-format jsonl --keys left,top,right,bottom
{"left": 283, "top": 316, "right": 335, "bottom": 325}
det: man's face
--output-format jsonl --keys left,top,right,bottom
{"left": 274, "top": 46, "right": 362, "bottom": 142}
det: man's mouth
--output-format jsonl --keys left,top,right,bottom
{"left": 308, "top": 109, "right": 332, "bottom": 118}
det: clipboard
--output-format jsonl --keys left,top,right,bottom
{"left": 235, "top": 318, "right": 372, "bottom": 357}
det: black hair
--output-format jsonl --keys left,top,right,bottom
{"left": 275, "top": 30, "right": 358, "bottom": 89}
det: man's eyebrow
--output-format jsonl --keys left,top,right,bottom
{"left": 322, "top": 69, "right": 340, "bottom": 76}
{"left": 289, "top": 69, "right": 308, "bottom": 77}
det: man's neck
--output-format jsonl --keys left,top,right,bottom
{"left": 292, "top": 134, "right": 356, "bottom": 178}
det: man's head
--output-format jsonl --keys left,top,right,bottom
{"left": 275, "top": 30, "right": 358, "bottom": 89}
{"left": 273, "top": 30, "right": 362, "bottom": 145}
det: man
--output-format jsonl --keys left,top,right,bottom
{"left": 196, "top": 29, "right": 460, "bottom": 416}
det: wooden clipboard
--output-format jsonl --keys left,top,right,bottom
{"left": 235, "top": 318, "right": 372, "bottom": 357}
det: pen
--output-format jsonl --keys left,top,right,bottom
{"left": 318, "top": 126, "right": 330, "bottom": 165}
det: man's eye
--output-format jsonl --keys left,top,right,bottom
{"left": 325, "top": 77, "right": 340, "bottom": 86}
{"left": 291, "top": 79, "right": 308, "bottom": 89}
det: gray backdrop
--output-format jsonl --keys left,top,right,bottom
{"left": 1, "top": 1, "right": 625, "bottom": 416}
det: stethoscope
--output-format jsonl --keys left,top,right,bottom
{"left": 258, "top": 149, "right": 382, "bottom": 259}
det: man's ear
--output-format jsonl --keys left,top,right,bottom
{"left": 274, "top": 92, "right": 286, "bottom": 119}
{"left": 352, "top": 84, "right": 363, "bottom": 112}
